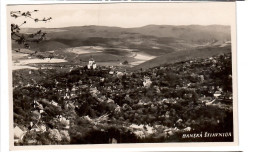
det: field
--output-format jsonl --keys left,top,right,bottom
{"left": 12, "top": 25, "right": 231, "bottom": 71}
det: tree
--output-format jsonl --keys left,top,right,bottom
{"left": 122, "top": 60, "right": 128, "bottom": 65}
{"left": 10, "top": 10, "right": 52, "bottom": 49}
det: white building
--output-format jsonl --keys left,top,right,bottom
{"left": 214, "top": 91, "right": 222, "bottom": 98}
{"left": 88, "top": 57, "right": 97, "bottom": 70}
{"left": 143, "top": 76, "right": 152, "bottom": 88}
{"left": 14, "top": 126, "right": 26, "bottom": 144}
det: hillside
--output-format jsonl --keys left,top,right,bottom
{"left": 13, "top": 52, "right": 233, "bottom": 145}
{"left": 130, "top": 25, "right": 231, "bottom": 42}
{"left": 132, "top": 45, "right": 232, "bottom": 70}
{"left": 17, "top": 25, "right": 231, "bottom": 55}
{"left": 21, "top": 25, "right": 231, "bottom": 41}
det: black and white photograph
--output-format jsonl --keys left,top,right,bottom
{"left": 7, "top": 2, "right": 237, "bottom": 149}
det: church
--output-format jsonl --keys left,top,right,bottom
{"left": 87, "top": 57, "right": 97, "bottom": 70}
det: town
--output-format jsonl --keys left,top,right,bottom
{"left": 13, "top": 52, "right": 233, "bottom": 145}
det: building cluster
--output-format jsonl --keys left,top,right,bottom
{"left": 13, "top": 53, "right": 233, "bottom": 144}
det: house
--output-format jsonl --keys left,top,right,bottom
{"left": 109, "top": 71, "right": 114, "bottom": 75}
{"left": 93, "top": 63, "right": 97, "bottom": 69}
{"left": 63, "top": 93, "right": 70, "bottom": 99}
{"left": 199, "top": 96, "right": 212, "bottom": 104}
{"left": 109, "top": 138, "right": 117, "bottom": 144}
{"left": 33, "top": 100, "right": 38, "bottom": 108}
{"left": 58, "top": 89, "right": 63, "bottom": 94}
{"left": 50, "top": 100, "right": 58, "bottom": 106}
{"left": 59, "top": 116, "right": 70, "bottom": 129}
{"left": 214, "top": 91, "right": 222, "bottom": 98}
{"left": 217, "top": 86, "right": 223, "bottom": 92}
{"left": 116, "top": 71, "right": 124, "bottom": 79}
{"left": 162, "top": 99, "right": 170, "bottom": 104}
{"left": 65, "top": 101, "right": 75, "bottom": 110}
{"left": 143, "top": 76, "right": 152, "bottom": 88}
{"left": 14, "top": 126, "right": 26, "bottom": 144}
{"left": 82, "top": 115, "right": 94, "bottom": 123}
{"left": 114, "top": 105, "right": 121, "bottom": 113}
{"left": 31, "top": 110, "right": 41, "bottom": 120}
{"left": 107, "top": 98, "right": 114, "bottom": 103}
{"left": 205, "top": 99, "right": 216, "bottom": 106}
{"left": 176, "top": 119, "right": 183, "bottom": 123}
{"left": 30, "top": 122, "right": 47, "bottom": 132}
{"left": 90, "top": 87, "right": 100, "bottom": 96}
{"left": 200, "top": 75, "right": 204, "bottom": 82}
{"left": 80, "top": 84, "right": 88, "bottom": 89}
{"left": 71, "top": 85, "right": 77, "bottom": 97}
{"left": 183, "top": 127, "right": 192, "bottom": 132}
{"left": 33, "top": 100, "right": 44, "bottom": 110}
{"left": 44, "top": 57, "right": 51, "bottom": 61}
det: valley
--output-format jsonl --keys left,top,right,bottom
{"left": 12, "top": 25, "right": 231, "bottom": 72}
{"left": 12, "top": 24, "right": 234, "bottom": 145}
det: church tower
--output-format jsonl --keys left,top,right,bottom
{"left": 87, "top": 56, "right": 97, "bottom": 70}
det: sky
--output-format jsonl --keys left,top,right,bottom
{"left": 7, "top": 2, "right": 236, "bottom": 28}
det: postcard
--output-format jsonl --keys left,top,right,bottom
{"left": 7, "top": 2, "right": 237, "bottom": 150}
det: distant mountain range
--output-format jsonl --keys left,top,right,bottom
{"left": 15, "top": 25, "right": 231, "bottom": 53}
